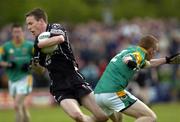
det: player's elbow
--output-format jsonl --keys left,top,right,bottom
{"left": 149, "top": 113, "right": 157, "bottom": 122}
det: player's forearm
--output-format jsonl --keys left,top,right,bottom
{"left": 38, "top": 35, "right": 64, "bottom": 48}
{"left": 149, "top": 58, "right": 166, "bottom": 67}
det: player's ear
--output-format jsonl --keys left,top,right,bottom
{"left": 148, "top": 48, "right": 154, "bottom": 54}
{"left": 39, "top": 18, "right": 45, "bottom": 24}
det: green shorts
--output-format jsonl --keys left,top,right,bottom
{"left": 8, "top": 75, "right": 33, "bottom": 97}
{"left": 95, "top": 90, "right": 137, "bottom": 116}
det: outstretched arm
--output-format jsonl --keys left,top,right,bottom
{"left": 144, "top": 53, "right": 180, "bottom": 68}
{"left": 147, "top": 58, "right": 166, "bottom": 68}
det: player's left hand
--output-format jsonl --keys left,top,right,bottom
{"left": 166, "top": 53, "right": 180, "bottom": 64}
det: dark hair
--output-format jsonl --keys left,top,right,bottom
{"left": 11, "top": 23, "right": 23, "bottom": 30}
{"left": 138, "top": 35, "right": 158, "bottom": 50}
{"left": 25, "top": 8, "right": 48, "bottom": 23}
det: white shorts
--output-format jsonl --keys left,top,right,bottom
{"left": 95, "top": 90, "right": 137, "bottom": 116}
{"left": 8, "top": 75, "right": 33, "bottom": 97}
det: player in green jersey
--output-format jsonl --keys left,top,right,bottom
{"left": 0, "top": 23, "right": 33, "bottom": 122}
{"left": 94, "top": 35, "right": 178, "bottom": 122}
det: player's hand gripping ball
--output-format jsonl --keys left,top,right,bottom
{"left": 38, "top": 32, "right": 58, "bottom": 54}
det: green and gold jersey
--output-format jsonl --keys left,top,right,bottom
{"left": 94, "top": 46, "right": 147, "bottom": 93}
{"left": 0, "top": 40, "right": 33, "bottom": 82}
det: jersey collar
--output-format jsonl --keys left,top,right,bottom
{"left": 138, "top": 46, "right": 148, "bottom": 54}
{"left": 12, "top": 39, "right": 24, "bottom": 47}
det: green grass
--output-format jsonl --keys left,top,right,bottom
{"left": 0, "top": 103, "right": 180, "bottom": 122}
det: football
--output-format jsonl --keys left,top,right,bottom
{"left": 38, "top": 32, "right": 58, "bottom": 54}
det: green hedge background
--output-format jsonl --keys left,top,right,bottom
{"left": 0, "top": 0, "right": 179, "bottom": 27}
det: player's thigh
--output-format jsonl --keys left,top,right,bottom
{"left": 95, "top": 93, "right": 115, "bottom": 116}
{"left": 14, "top": 94, "right": 26, "bottom": 108}
{"left": 60, "top": 99, "right": 83, "bottom": 117}
{"left": 81, "top": 92, "right": 107, "bottom": 118}
{"left": 122, "top": 100, "right": 156, "bottom": 119}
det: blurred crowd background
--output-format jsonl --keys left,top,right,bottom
{"left": 0, "top": 0, "right": 180, "bottom": 105}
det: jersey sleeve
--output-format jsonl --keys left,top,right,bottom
{"left": 132, "top": 51, "right": 143, "bottom": 65}
{"left": 0, "top": 46, "right": 5, "bottom": 62}
{"left": 123, "top": 51, "right": 144, "bottom": 67}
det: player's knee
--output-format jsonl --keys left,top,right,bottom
{"left": 149, "top": 113, "right": 157, "bottom": 122}
{"left": 144, "top": 112, "right": 157, "bottom": 122}
{"left": 14, "top": 102, "right": 23, "bottom": 112}
{"left": 144, "top": 116, "right": 157, "bottom": 122}
{"left": 137, "top": 110, "right": 157, "bottom": 122}
{"left": 70, "top": 111, "right": 84, "bottom": 122}
{"left": 14, "top": 104, "right": 18, "bottom": 111}
{"left": 146, "top": 110, "right": 157, "bottom": 122}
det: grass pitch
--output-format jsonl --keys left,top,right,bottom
{"left": 0, "top": 103, "right": 180, "bottom": 122}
